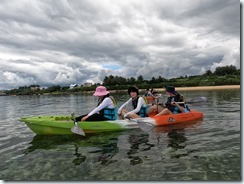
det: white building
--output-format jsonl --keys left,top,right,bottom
{"left": 83, "top": 82, "right": 92, "bottom": 87}
{"left": 69, "top": 84, "right": 78, "bottom": 89}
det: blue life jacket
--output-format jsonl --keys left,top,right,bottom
{"left": 132, "top": 96, "right": 149, "bottom": 117}
{"left": 172, "top": 103, "right": 190, "bottom": 114}
{"left": 166, "top": 92, "right": 190, "bottom": 114}
{"left": 98, "top": 96, "right": 117, "bottom": 120}
{"left": 103, "top": 108, "right": 117, "bottom": 120}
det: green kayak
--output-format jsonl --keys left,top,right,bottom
{"left": 20, "top": 115, "right": 139, "bottom": 135}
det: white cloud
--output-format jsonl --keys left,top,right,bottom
{"left": 210, "top": 47, "right": 240, "bottom": 72}
{"left": 0, "top": 0, "right": 240, "bottom": 90}
{"left": 3, "top": 71, "right": 36, "bottom": 86}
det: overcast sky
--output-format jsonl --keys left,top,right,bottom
{"left": 0, "top": 0, "right": 240, "bottom": 90}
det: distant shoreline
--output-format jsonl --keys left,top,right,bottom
{"left": 0, "top": 85, "right": 240, "bottom": 96}
{"left": 107, "top": 85, "right": 240, "bottom": 94}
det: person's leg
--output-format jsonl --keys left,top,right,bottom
{"left": 126, "top": 113, "right": 141, "bottom": 119}
{"left": 148, "top": 104, "right": 164, "bottom": 114}
{"left": 86, "top": 113, "right": 108, "bottom": 121}
{"left": 119, "top": 109, "right": 142, "bottom": 119}
{"left": 155, "top": 108, "right": 172, "bottom": 116}
{"left": 76, "top": 114, "right": 108, "bottom": 121}
{"left": 120, "top": 109, "right": 128, "bottom": 118}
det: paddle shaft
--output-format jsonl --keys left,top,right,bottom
{"left": 155, "top": 96, "right": 207, "bottom": 105}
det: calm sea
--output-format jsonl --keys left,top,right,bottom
{"left": 0, "top": 89, "right": 240, "bottom": 181}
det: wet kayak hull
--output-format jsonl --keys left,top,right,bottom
{"left": 20, "top": 110, "right": 203, "bottom": 135}
{"left": 136, "top": 109, "right": 203, "bottom": 126}
{"left": 20, "top": 116, "right": 139, "bottom": 135}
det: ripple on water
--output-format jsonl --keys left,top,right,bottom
{"left": 0, "top": 91, "right": 241, "bottom": 181}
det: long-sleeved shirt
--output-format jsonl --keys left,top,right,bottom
{"left": 88, "top": 97, "right": 115, "bottom": 117}
{"left": 118, "top": 97, "right": 147, "bottom": 117}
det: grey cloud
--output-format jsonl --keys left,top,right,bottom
{"left": 0, "top": 0, "right": 240, "bottom": 90}
{"left": 179, "top": 0, "right": 240, "bottom": 36}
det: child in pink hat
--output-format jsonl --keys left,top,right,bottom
{"left": 93, "top": 86, "right": 109, "bottom": 96}
{"left": 75, "top": 86, "right": 117, "bottom": 121}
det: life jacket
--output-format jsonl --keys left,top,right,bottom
{"left": 132, "top": 96, "right": 149, "bottom": 117}
{"left": 166, "top": 92, "right": 190, "bottom": 114}
{"left": 144, "top": 91, "right": 151, "bottom": 97}
{"left": 98, "top": 96, "right": 117, "bottom": 120}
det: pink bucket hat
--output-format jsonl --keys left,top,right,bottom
{"left": 93, "top": 86, "right": 109, "bottom": 96}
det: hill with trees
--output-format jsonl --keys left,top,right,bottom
{"left": 3, "top": 65, "right": 240, "bottom": 96}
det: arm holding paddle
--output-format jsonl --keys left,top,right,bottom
{"left": 117, "top": 98, "right": 131, "bottom": 118}
{"left": 155, "top": 101, "right": 185, "bottom": 116}
{"left": 118, "top": 86, "right": 148, "bottom": 119}
{"left": 124, "top": 97, "right": 146, "bottom": 118}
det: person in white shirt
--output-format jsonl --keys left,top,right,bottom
{"left": 118, "top": 86, "right": 148, "bottom": 119}
{"left": 75, "top": 86, "right": 117, "bottom": 121}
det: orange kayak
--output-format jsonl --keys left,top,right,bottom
{"left": 136, "top": 109, "right": 203, "bottom": 127}
{"left": 145, "top": 96, "right": 156, "bottom": 104}
{"left": 145, "top": 96, "right": 155, "bottom": 101}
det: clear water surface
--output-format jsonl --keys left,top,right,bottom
{"left": 0, "top": 89, "right": 240, "bottom": 181}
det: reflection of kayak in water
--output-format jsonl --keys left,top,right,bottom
{"left": 153, "top": 119, "right": 203, "bottom": 133}
{"left": 24, "top": 132, "right": 122, "bottom": 165}
{"left": 24, "top": 132, "right": 122, "bottom": 154}
{"left": 20, "top": 110, "right": 203, "bottom": 135}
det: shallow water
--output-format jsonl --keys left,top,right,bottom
{"left": 0, "top": 89, "right": 240, "bottom": 181}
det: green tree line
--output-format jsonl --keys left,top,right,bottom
{"left": 4, "top": 65, "right": 240, "bottom": 95}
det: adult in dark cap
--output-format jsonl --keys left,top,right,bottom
{"left": 166, "top": 85, "right": 176, "bottom": 94}
{"left": 117, "top": 86, "right": 148, "bottom": 119}
{"left": 148, "top": 85, "right": 189, "bottom": 116}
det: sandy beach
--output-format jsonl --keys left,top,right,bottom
{"left": 152, "top": 85, "right": 240, "bottom": 92}
{"left": 108, "top": 85, "right": 240, "bottom": 94}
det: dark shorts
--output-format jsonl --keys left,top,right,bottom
{"left": 75, "top": 113, "right": 109, "bottom": 121}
